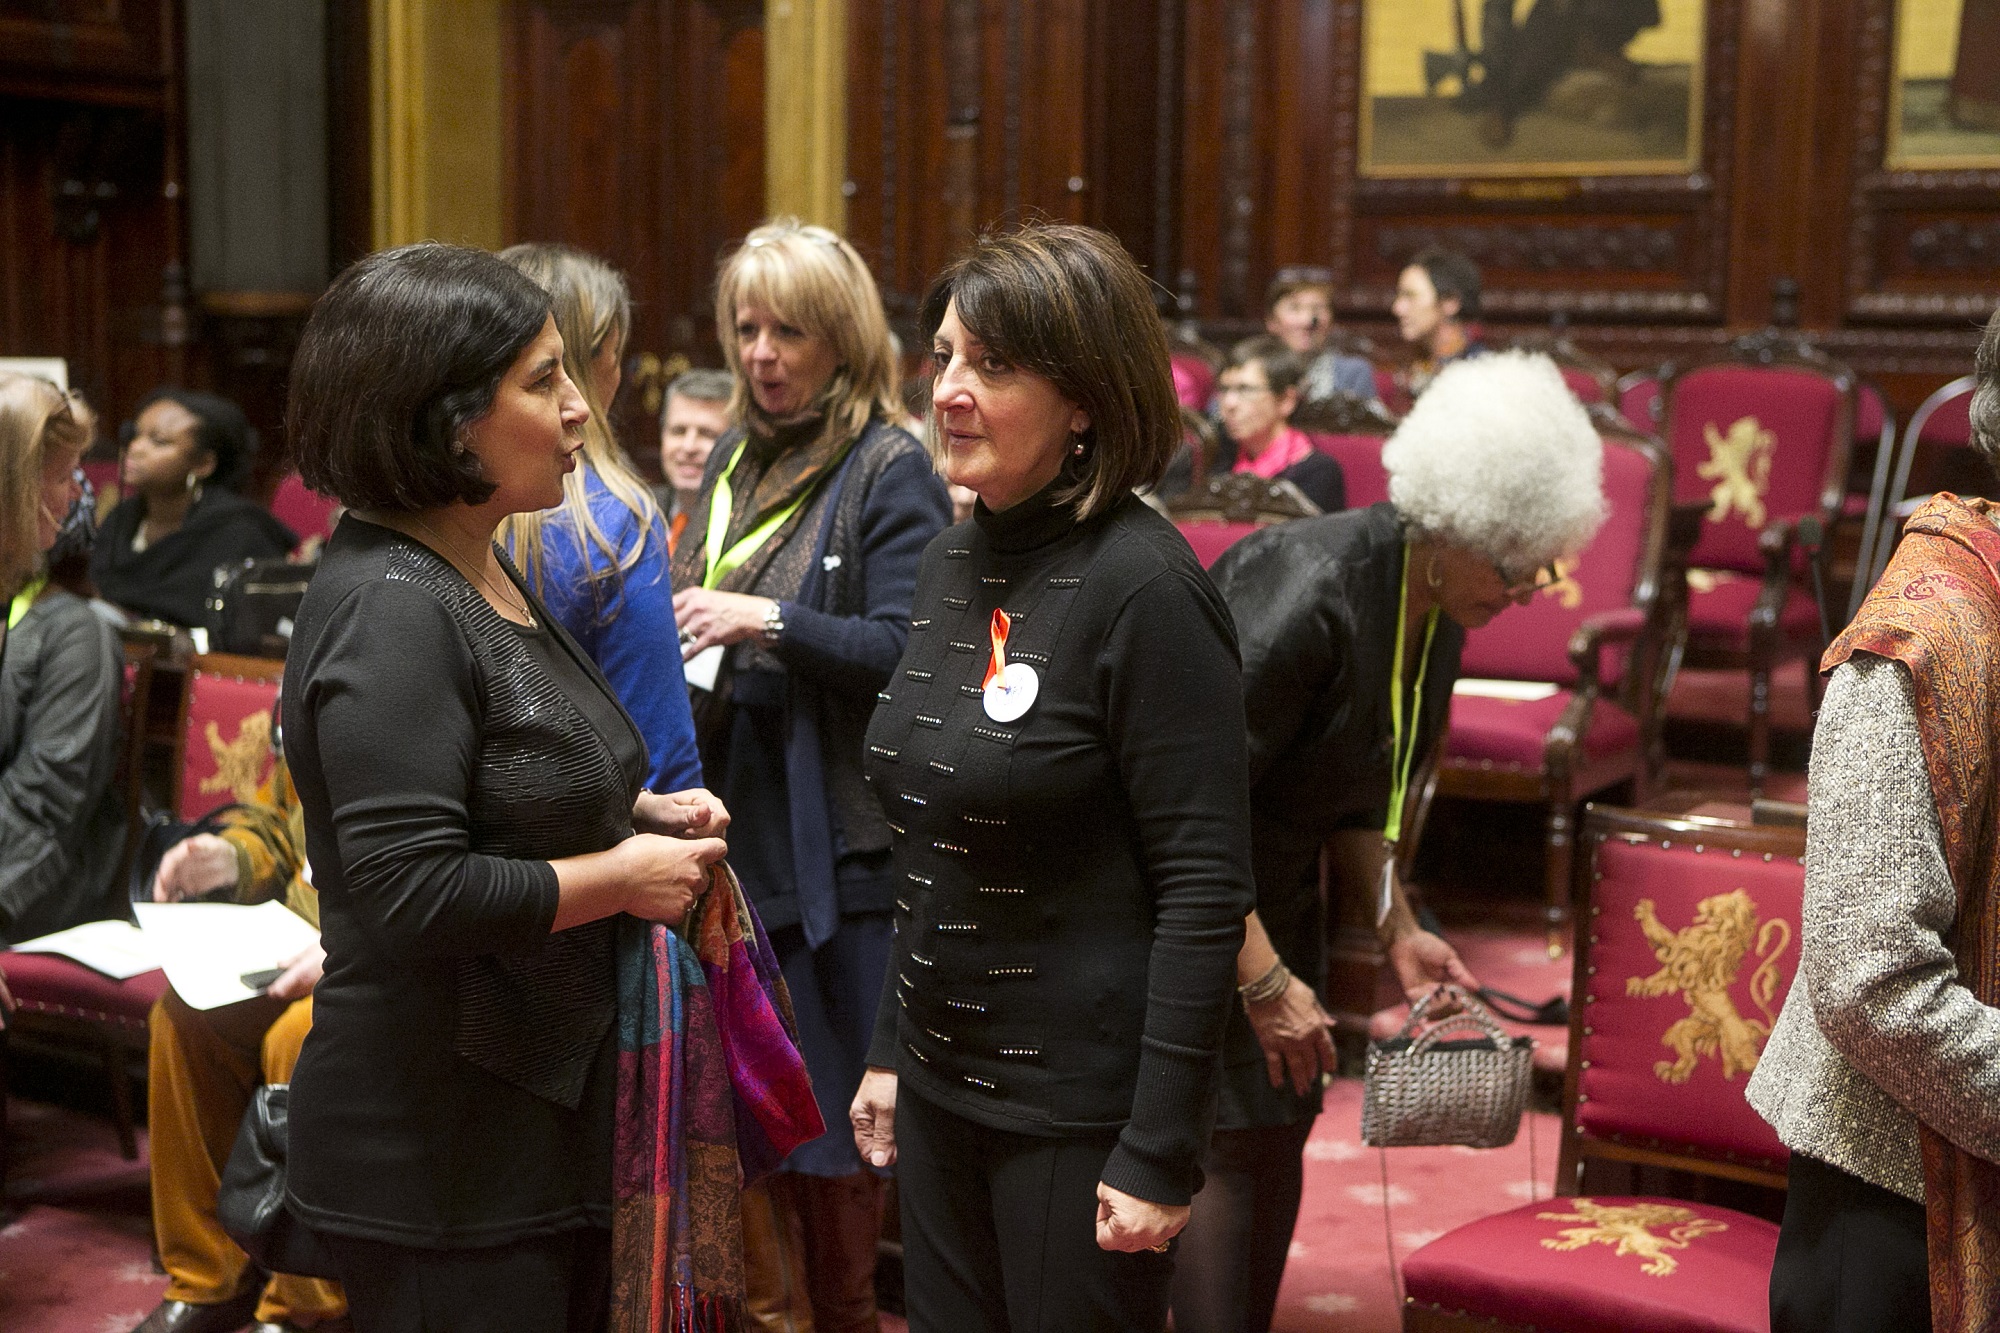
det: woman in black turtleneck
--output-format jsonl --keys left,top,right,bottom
{"left": 668, "top": 220, "right": 950, "bottom": 1329}
{"left": 849, "top": 223, "right": 1255, "bottom": 1331}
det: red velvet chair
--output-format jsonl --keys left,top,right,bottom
{"left": 1, "top": 641, "right": 169, "bottom": 1165}
{"left": 173, "top": 652, "right": 284, "bottom": 822}
{"left": 1292, "top": 391, "right": 1399, "bottom": 510}
{"left": 270, "top": 472, "right": 339, "bottom": 551}
{"left": 1401, "top": 804, "right": 1802, "bottom": 1333}
{"left": 1437, "top": 420, "right": 1678, "bottom": 954}
{"left": 1660, "top": 336, "right": 1857, "bottom": 792}
{"left": 1167, "top": 471, "right": 1320, "bottom": 569}
{"left": 1509, "top": 326, "right": 1617, "bottom": 407}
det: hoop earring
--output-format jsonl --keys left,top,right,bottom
{"left": 1426, "top": 553, "right": 1443, "bottom": 591}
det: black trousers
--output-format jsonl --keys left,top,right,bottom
{"left": 895, "top": 1085, "right": 1174, "bottom": 1333}
{"left": 1168, "top": 1116, "right": 1317, "bottom": 1333}
{"left": 1770, "top": 1153, "right": 1930, "bottom": 1333}
{"left": 320, "top": 1226, "right": 611, "bottom": 1333}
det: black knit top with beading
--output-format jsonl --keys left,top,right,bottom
{"left": 864, "top": 482, "right": 1255, "bottom": 1206}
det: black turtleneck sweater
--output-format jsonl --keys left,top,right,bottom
{"left": 864, "top": 483, "right": 1255, "bottom": 1206}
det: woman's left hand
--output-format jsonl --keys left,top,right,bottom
{"left": 1386, "top": 928, "right": 1480, "bottom": 1007}
{"left": 635, "top": 788, "right": 731, "bottom": 840}
{"left": 1094, "top": 1182, "right": 1189, "bottom": 1253}
{"left": 672, "top": 589, "right": 776, "bottom": 660}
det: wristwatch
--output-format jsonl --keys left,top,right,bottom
{"left": 760, "top": 599, "right": 786, "bottom": 646}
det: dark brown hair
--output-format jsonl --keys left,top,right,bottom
{"left": 1225, "top": 335, "right": 1308, "bottom": 398}
{"left": 1264, "top": 265, "right": 1333, "bottom": 316}
{"left": 1408, "top": 248, "right": 1482, "bottom": 322}
{"left": 288, "top": 242, "right": 550, "bottom": 512}
{"left": 920, "top": 222, "right": 1177, "bottom": 520}
{"left": 1973, "top": 306, "right": 2000, "bottom": 478}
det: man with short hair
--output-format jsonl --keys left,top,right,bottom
{"left": 656, "top": 368, "right": 733, "bottom": 552}
{"left": 1263, "top": 268, "right": 1377, "bottom": 405}
{"left": 1393, "top": 250, "right": 1487, "bottom": 399}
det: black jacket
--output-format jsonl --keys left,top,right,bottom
{"left": 92, "top": 487, "right": 296, "bottom": 629}
{"left": 1207, "top": 504, "right": 1464, "bottom": 1131}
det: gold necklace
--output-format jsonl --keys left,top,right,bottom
{"left": 405, "top": 515, "right": 536, "bottom": 626}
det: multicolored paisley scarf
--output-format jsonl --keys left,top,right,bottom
{"left": 610, "top": 862, "right": 825, "bottom": 1332}
{"left": 1825, "top": 492, "right": 2000, "bottom": 1332}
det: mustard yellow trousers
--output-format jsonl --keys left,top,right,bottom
{"left": 148, "top": 989, "right": 346, "bottom": 1325}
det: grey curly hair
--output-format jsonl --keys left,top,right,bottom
{"left": 1383, "top": 350, "right": 1607, "bottom": 577}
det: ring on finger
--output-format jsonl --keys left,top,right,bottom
{"left": 1148, "top": 1241, "right": 1170, "bottom": 1253}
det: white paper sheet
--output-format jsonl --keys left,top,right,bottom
{"left": 9, "top": 918, "right": 159, "bottom": 979}
{"left": 1451, "top": 678, "right": 1561, "bottom": 703}
{"left": 683, "top": 644, "right": 725, "bottom": 692}
{"left": 132, "top": 900, "right": 320, "bottom": 1010}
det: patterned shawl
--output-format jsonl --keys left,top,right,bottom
{"left": 1823, "top": 492, "right": 2000, "bottom": 1332}
{"left": 610, "top": 862, "right": 825, "bottom": 1332}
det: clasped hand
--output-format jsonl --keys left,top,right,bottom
{"left": 619, "top": 788, "right": 732, "bottom": 925}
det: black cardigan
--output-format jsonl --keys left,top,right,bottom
{"left": 1205, "top": 503, "right": 1464, "bottom": 1126}
{"left": 282, "top": 516, "right": 645, "bottom": 1247}
{"left": 864, "top": 484, "right": 1255, "bottom": 1206}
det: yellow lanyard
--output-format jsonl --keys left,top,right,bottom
{"left": 701, "top": 438, "right": 849, "bottom": 591}
{"left": 1384, "top": 540, "right": 1439, "bottom": 846}
{"left": 7, "top": 574, "right": 47, "bottom": 630}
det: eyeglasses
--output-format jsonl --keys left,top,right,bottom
{"left": 746, "top": 224, "right": 846, "bottom": 252}
{"left": 1498, "top": 561, "right": 1562, "bottom": 601}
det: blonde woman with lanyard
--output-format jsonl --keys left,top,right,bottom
{"left": 1187, "top": 350, "right": 1607, "bottom": 1333}
{"left": 669, "top": 218, "right": 950, "bottom": 1333}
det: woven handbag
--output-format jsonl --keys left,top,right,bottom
{"left": 1361, "top": 984, "right": 1534, "bottom": 1149}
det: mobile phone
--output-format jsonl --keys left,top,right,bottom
{"left": 240, "top": 967, "right": 284, "bottom": 991}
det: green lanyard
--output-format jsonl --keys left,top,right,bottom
{"left": 1384, "top": 540, "right": 1439, "bottom": 847}
{"left": 701, "top": 439, "right": 832, "bottom": 591}
{"left": 7, "top": 574, "right": 47, "bottom": 630}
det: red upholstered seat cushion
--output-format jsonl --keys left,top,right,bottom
{"left": 1683, "top": 571, "right": 1820, "bottom": 649}
{"left": 1575, "top": 836, "right": 1798, "bottom": 1171}
{"left": 179, "top": 670, "right": 281, "bottom": 821}
{"left": 1401, "top": 1195, "right": 1778, "bottom": 1333}
{"left": 4, "top": 952, "right": 167, "bottom": 1029}
{"left": 1308, "top": 433, "right": 1388, "bottom": 508}
{"left": 1175, "top": 521, "right": 1259, "bottom": 569}
{"left": 1667, "top": 365, "right": 1843, "bottom": 572}
{"left": 1445, "top": 691, "right": 1641, "bottom": 794}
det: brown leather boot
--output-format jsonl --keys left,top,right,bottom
{"left": 794, "top": 1171, "right": 885, "bottom": 1333}
{"left": 742, "top": 1177, "right": 816, "bottom": 1333}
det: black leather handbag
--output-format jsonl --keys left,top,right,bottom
{"left": 205, "top": 558, "right": 315, "bottom": 658}
{"left": 217, "top": 1083, "right": 339, "bottom": 1279}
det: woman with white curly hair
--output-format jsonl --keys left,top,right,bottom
{"left": 1181, "top": 350, "right": 1607, "bottom": 1333}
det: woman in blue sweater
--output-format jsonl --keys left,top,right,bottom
{"left": 499, "top": 244, "right": 703, "bottom": 795}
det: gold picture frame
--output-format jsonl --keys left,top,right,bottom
{"left": 1358, "top": 0, "right": 1705, "bottom": 179}
{"left": 1886, "top": 0, "right": 2000, "bottom": 170}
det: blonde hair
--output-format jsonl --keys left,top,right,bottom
{"left": 714, "top": 218, "right": 904, "bottom": 453}
{"left": 496, "top": 244, "right": 665, "bottom": 616}
{"left": 0, "top": 375, "right": 90, "bottom": 599}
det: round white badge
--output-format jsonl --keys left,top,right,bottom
{"left": 983, "top": 660, "right": 1039, "bottom": 723}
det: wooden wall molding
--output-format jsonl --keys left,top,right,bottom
{"left": 1845, "top": 0, "right": 2000, "bottom": 328}
{"left": 370, "top": 0, "right": 504, "bottom": 250}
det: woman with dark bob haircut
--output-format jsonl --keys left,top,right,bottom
{"left": 281, "top": 241, "right": 731, "bottom": 1332}
{"left": 848, "top": 222, "right": 1256, "bottom": 1331}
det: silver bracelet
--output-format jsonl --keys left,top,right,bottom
{"left": 1238, "top": 960, "right": 1291, "bottom": 1006}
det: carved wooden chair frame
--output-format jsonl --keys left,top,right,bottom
{"left": 1658, "top": 331, "right": 1858, "bottom": 793}
{"left": 1164, "top": 470, "right": 1322, "bottom": 525}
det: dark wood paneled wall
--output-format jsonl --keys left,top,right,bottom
{"left": 845, "top": 0, "right": 1185, "bottom": 324}
{"left": 0, "top": 0, "right": 186, "bottom": 433}
{"left": 507, "top": 1, "right": 763, "bottom": 384}
{"left": 847, "top": 0, "right": 2000, "bottom": 417}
